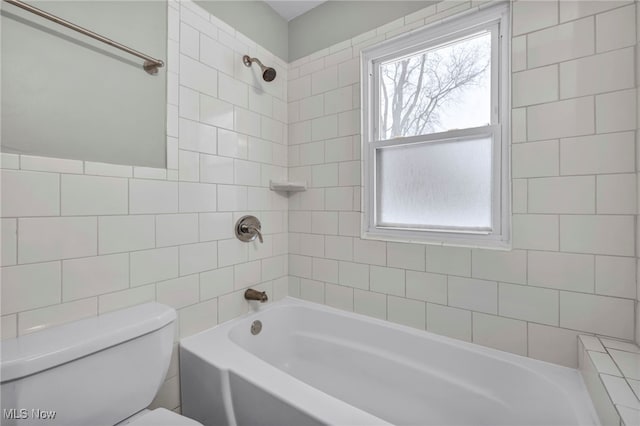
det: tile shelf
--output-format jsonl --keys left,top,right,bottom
{"left": 269, "top": 180, "right": 307, "bottom": 192}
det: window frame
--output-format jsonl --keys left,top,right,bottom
{"left": 361, "top": 2, "right": 511, "bottom": 249}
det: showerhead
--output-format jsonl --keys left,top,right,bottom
{"left": 242, "top": 55, "right": 277, "bottom": 82}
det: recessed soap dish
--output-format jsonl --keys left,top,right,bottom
{"left": 269, "top": 180, "right": 307, "bottom": 192}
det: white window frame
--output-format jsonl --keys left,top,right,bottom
{"left": 361, "top": 2, "right": 511, "bottom": 249}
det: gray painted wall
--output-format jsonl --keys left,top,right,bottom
{"left": 196, "top": 1, "right": 289, "bottom": 61}
{"left": 288, "top": 1, "right": 434, "bottom": 61}
{"left": 1, "top": 1, "right": 167, "bottom": 168}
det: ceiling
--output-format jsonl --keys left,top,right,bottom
{"left": 265, "top": 1, "right": 326, "bottom": 21}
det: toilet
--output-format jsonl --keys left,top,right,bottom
{"left": 0, "top": 302, "right": 202, "bottom": 426}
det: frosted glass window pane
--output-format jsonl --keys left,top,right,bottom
{"left": 379, "top": 31, "right": 491, "bottom": 140}
{"left": 377, "top": 138, "right": 492, "bottom": 230}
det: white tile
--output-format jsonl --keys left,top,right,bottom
{"left": 1, "top": 219, "right": 17, "bottom": 266}
{"left": 217, "top": 185, "right": 247, "bottom": 211}
{"left": 157, "top": 275, "right": 199, "bottom": 309}
{"left": 560, "top": 215, "right": 634, "bottom": 256}
{"left": 610, "top": 349, "right": 640, "bottom": 381}
{"left": 98, "top": 215, "right": 155, "bottom": 255}
{"left": 387, "top": 242, "right": 425, "bottom": 271}
{"left": 311, "top": 66, "right": 338, "bottom": 95}
{"left": 473, "top": 313, "right": 527, "bottom": 356}
{"left": 325, "top": 137, "right": 354, "bottom": 163}
{"left": 370, "top": 265, "right": 405, "bottom": 296}
{"left": 601, "top": 338, "right": 640, "bottom": 353}
{"left": 338, "top": 261, "right": 369, "bottom": 290}
{"left": 597, "top": 174, "right": 636, "bottom": 214}
{"left": 324, "top": 86, "right": 352, "bottom": 114}
{"left": 61, "top": 174, "right": 127, "bottom": 216}
{"left": 560, "top": 292, "right": 634, "bottom": 339}
{"left": 1, "top": 170, "right": 59, "bottom": 217}
{"left": 512, "top": 0, "right": 558, "bottom": 35}
{"left": 84, "top": 162, "right": 133, "bottom": 178}
{"left": 179, "top": 241, "right": 218, "bottom": 276}
{"left": 179, "top": 182, "right": 217, "bottom": 212}
{"left": 448, "top": 276, "right": 497, "bottom": 315}
{"left": 130, "top": 247, "right": 179, "bottom": 286}
{"left": 560, "top": 132, "right": 635, "bottom": 175}
{"left": 179, "top": 23, "right": 199, "bottom": 58}
{"left": 560, "top": 48, "right": 634, "bottom": 98}
{"left": 262, "top": 256, "right": 286, "bottom": 281}
{"left": 596, "top": 89, "right": 637, "bottom": 133}
{"left": 289, "top": 254, "right": 312, "bottom": 279}
{"left": 528, "top": 17, "right": 594, "bottom": 67}
{"left": 406, "top": 271, "right": 447, "bottom": 305}
{"left": 179, "top": 118, "right": 217, "bottom": 154}
{"left": 18, "top": 298, "right": 97, "bottom": 336}
{"left": 589, "top": 351, "right": 622, "bottom": 376}
{"left": 311, "top": 115, "right": 338, "bottom": 141}
{"left": 200, "top": 95, "right": 234, "bottom": 129}
{"left": 200, "top": 34, "right": 234, "bottom": 75}
{"left": 529, "top": 176, "right": 595, "bottom": 214}
{"left": 596, "top": 5, "right": 636, "bottom": 52}
{"left": 499, "top": 283, "right": 558, "bottom": 326}
{"left": 353, "top": 238, "right": 386, "bottom": 266}
{"left": 300, "top": 142, "right": 325, "bottom": 166}
{"left": 338, "top": 212, "right": 359, "bottom": 237}
{"left": 98, "top": 284, "right": 155, "bottom": 314}
{"left": 199, "top": 212, "right": 233, "bottom": 241}
{"left": 219, "top": 73, "right": 248, "bottom": 108}
{"left": 601, "top": 375, "right": 640, "bottom": 409}
{"left": 233, "top": 259, "right": 262, "bottom": 289}
{"left": 218, "top": 129, "right": 248, "bottom": 159}
{"left": 325, "top": 187, "right": 353, "bottom": 211}
{"left": 338, "top": 110, "right": 360, "bottom": 137}
{"left": 511, "top": 35, "right": 527, "bottom": 72}
{"left": 1, "top": 262, "right": 60, "bottom": 314}
{"left": 249, "top": 90, "right": 274, "bottom": 117}
{"left": 512, "top": 179, "right": 528, "bottom": 214}
{"left": 325, "top": 235, "right": 353, "bottom": 261}
{"left": 300, "top": 279, "right": 324, "bottom": 304}
{"left": 0, "top": 153, "right": 19, "bottom": 170}
{"left": 325, "top": 283, "right": 354, "bottom": 312}
{"left": 62, "top": 254, "right": 129, "bottom": 301}
{"left": 354, "top": 289, "right": 386, "bottom": 320}
{"left": 580, "top": 335, "right": 607, "bottom": 352}
{"left": 425, "top": 245, "right": 471, "bottom": 277}
{"left": 299, "top": 233, "right": 324, "bottom": 257}
{"left": 18, "top": 217, "right": 97, "bottom": 263}
{"left": 179, "top": 150, "right": 199, "bottom": 182}
{"left": 248, "top": 137, "right": 273, "bottom": 164}
{"left": 512, "top": 108, "right": 527, "bottom": 143}
{"left": 180, "top": 54, "right": 217, "bottom": 97}
{"left": 299, "top": 94, "right": 324, "bottom": 121}
{"left": 528, "top": 324, "right": 580, "bottom": 368}
{"left": 311, "top": 212, "right": 338, "bottom": 235}
{"left": 528, "top": 251, "right": 594, "bottom": 292}
{"left": 338, "top": 58, "right": 359, "bottom": 87}
{"left": 233, "top": 159, "right": 261, "bottom": 186}
{"left": 312, "top": 257, "right": 338, "bottom": 284}
{"left": 149, "top": 375, "right": 180, "bottom": 411}
{"left": 617, "top": 405, "right": 640, "bottom": 426}
{"left": 512, "top": 140, "right": 559, "bottom": 178}
{"left": 528, "top": 97, "right": 594, "bottom": 141}
{"left": 179, "top": 299, "right": 218, "bottom": 338}
{"left": 218, "top": 238, "right": 248, "bottom": 267}
{"left": 288, "top": 75, "right": 312, "bottom": 102}
{"left": 560, "top": 0, "right": 632, "bottom": 22}
{"left": 234, "top": 108, "right": 261, "bottom": 138}
{"left": 312, "top": 164, "right": 338, "bottom": 188}
{"left": 513, "top": 65, "right": 558, "bottom": 107}
{"left": 156, "top": 214, "right": 198, "bottom": 248}
{"left": 200, "top": 266, "right": 234, "bottom": 300}
{"left": 130, "top": 180, "right": 178, "bottom": 214}
{"left": 472, "top": 249, "right": 527, "bottom": 285}
{"left": 427, "top": 303, "right": 471, "bottom": 342}
{"left": 20, "top": 155, "right": 83, "bottom": 174}
{"left": 133, "top": 167, "right": 166, "bottom": 180}
{"left": 179, "top": 86, "right": 199, "bottom": 121}
{"left": 388, "top": 296, "right": 425, "bottom": 330}
{"left": 512, "top": 214, "right": 559, "bottom": 251}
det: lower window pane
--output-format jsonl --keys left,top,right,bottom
{"left": 376, "top": 137, "right": 492, "bottom": 231}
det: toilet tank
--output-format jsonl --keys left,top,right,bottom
{"left": 0, "top": 303, "right": 176, "bottom": 426}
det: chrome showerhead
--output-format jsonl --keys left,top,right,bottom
{"left": 242, "top": 55, "right": 277, "bottom": 82}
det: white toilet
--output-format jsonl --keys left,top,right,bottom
{"left": 0, "top": 302, "right": 202, "bottom": 426}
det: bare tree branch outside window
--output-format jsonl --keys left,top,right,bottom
{"left": 379, "top": 31, "right": 492, "bottom": 140}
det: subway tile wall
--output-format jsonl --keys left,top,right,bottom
{"left": 287, "top": 0, "right": 638, "bottom": 369}
{"left": 0, "top": 0, "right": 288, "bottom": 411}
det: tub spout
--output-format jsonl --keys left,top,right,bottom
{"left": 245, "top": 288, "right": 268, "bottom": 303}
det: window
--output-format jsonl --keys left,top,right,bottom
{"left": 361, "top": 3, "right": 511, "bottom": 248}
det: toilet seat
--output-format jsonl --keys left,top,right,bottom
{"left": 127, "top": 408, "right": 203, "bottom": 426}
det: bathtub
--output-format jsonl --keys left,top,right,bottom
{"left": 180, "top": 297, "right": 599, "bottom": 426}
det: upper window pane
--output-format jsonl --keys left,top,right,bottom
{"left": 378, "top": 31, "right": 492, "bottom": 140}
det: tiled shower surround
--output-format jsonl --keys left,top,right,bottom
{"left": 0, "top": 0, "right": 638, "bottom": 414}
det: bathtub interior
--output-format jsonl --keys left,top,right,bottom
{"left": 225, "top": 301, "right": 597, "bottom": 426}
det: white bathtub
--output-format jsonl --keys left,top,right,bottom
{"left": 180, "top": 297, "right": 599, "bottom": 426}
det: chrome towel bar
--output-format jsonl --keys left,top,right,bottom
{"left": 3, "top": 0, "right": 165, "bottom": 74}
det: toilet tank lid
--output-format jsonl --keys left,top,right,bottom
{"left": 1, "top": 303, "right": 176, "bottom": 383}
